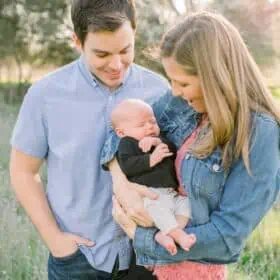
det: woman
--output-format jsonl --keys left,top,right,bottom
{"left": 103, "top": 11, "right": 280, "bottom": 279}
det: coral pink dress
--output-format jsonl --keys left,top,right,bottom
{"left": 153, "top": 125, "right": 227, "bottom": 280}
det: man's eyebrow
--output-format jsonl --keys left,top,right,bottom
{"left": 92, "top": 43, "right": 132, "bottom": 54}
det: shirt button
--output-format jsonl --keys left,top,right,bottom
{"left": 185, "top": 153, "right": 190, "bottom": 160}
{"left": 212, "top": 163, "right": 220, "bottom": 172}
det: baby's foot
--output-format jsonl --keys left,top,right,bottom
{"left": 169, "top": 229, "right": 196, "bottom": 251}
{"left": 155, "top": 231, "right": 177, "bottom": 255}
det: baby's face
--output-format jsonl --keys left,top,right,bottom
{"left": 120, "top": 107, "right": 160, "bottom": 141}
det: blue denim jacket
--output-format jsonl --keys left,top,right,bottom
{"left": 101, "top": 89, "right": 280, "bottom": 266}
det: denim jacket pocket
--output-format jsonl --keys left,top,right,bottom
{"left": 192, "top": 157, "right": 225, "bottom": 200}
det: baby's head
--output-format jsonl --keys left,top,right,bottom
{"left": 111, "top": 99, "right": 160, "bottom": 141}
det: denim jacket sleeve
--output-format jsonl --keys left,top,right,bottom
{"left": 133, "top": 114, "right": 280, "bottom": 265}
{"left": 100, "top": 89, "right": 173, "bottom": 169}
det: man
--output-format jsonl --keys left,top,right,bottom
{"left": 9, "top": 0, "right": 169, "bottom": 279}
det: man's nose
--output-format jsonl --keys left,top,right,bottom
{"left": 108, "top": 55, "right": 122, "bottom": 70}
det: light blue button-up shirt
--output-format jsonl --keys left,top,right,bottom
{"left": 11, "top": 56, "right": 169, "bottom": 272}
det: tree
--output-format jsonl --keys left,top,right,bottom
{"left": 0, "top": 0, "right": 74, "bottom": 102}
{"left": 134, "top": 0, "right": 183, "bottom": 74}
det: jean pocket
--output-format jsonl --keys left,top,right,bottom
{"left": 51, "top": 248, "right": 82, "bottom": 263}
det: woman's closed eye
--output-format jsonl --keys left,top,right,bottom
{"left": 180, "top": 83, "right": 190, "bottom": 88}
{"left": 170, "top": 79, "right": 190, "bottom": 88}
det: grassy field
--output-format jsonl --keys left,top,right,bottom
{"left": 0, "top": 97, "right": 279, "bottom": 280}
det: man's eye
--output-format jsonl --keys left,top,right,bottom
{"left": 120, "top": 50, "right": 128, "bottom": 55}
{"left": 120, "top": 47, "right": 131, "bottom": 54}
{"left": 95, "top": 53, "right": 108, "bottom": 58}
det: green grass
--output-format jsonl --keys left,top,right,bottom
{"left": 0, "top": 100, "right": 48, "bottom": 280}
{"left": 228, "top": 209, "right": 280, "bottom": 280}
{"left": 271, "top": 87, "right": 280, "bottom": 99}
{"left": 0, "top": 93, "right": 279, "bottom": 279}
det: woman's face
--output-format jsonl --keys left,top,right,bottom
{"left": 162, "top": 57, "right": 206, "bottom": 113}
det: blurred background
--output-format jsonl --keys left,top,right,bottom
{"left": 0, "top": 0, "right": 279, "bottom": 279}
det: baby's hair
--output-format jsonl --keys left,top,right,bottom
{"left": 111, "top": 99, "right": 153, "bottom": 129}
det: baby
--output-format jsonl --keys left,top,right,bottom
{"left": 111, "top": 99, "right": 196, "bottom": 255}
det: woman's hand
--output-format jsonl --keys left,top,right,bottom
{"left": 112, "top": 196, "right": 137, "bottom": 239}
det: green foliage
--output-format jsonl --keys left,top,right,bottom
{"left": 134, "top": 0, "right": 176, "bottom": 75}
{"left": 271, "top": 87, "right": 280, "bottom": 99}
{"left": 0, "top": 0, "right": 75, "bottom": 80}
{"left": 229, "top": 208, "right": 280, "bottom": 279}
{"left": 0, "top": 82, "right": 30, "bottom": 104}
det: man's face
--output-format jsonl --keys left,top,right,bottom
{"left": 81, "top": 22, "right": 135, "bottom": 89}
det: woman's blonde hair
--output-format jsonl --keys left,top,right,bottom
{"left": 160, "top": 11, "right": 280, "bottom": 171}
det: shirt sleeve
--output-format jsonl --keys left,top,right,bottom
{"left": 117, "top": 138, "right": 151, "bottom": 177}
{"left": 101, "top": 128, "right": 120, "bottom": 170}
{"left": 10, "top": 89, "right": 48, "bottom": 159}
{"left": 133, "top": 117, "right": 280, "bottom": 265}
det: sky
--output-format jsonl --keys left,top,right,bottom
{"left": 173, "top": 0, "right": 209, "bottom": 14}
{"left": 174, "top": 0, "right": 186, "bottom": 13}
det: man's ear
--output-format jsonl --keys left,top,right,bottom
{"left": 71, "top": 33, "right": 82, "bottom": 53}
{"left": 115, "top": 128, "right": 125, "bottom": 138}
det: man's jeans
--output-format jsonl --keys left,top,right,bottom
{"left": 48, "top": 249, "right": 128, "bottom": 280}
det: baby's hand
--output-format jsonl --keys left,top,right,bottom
{"left": 139, "top": 137, "right": 162, "bottom": 153}
{"left": 150, "top": 143, "right": 173, "bottom": 167}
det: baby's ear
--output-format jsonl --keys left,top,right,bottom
{"left": 115, "top": 128, "right": 125, "bottom": 138}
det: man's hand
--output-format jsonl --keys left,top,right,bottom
{"left": 109, "top": 158, "right": 158, "bottom": 227}
{"left": 50, "top": 232, "right": 95, "bottom": 258}
{"left": 115, "top": 182, "right": 157, "bottom": 227}
{"left": 112, "top": 196, "right": 137, "bottom": 239}
{"left": 139, "top": 137, "right": 162, "bottom": 153}
{"left": 10, "top": 149, "right": 95, "bottom": 258}
{"left": 150, "top": 143, "right": 173, "bottom": 167}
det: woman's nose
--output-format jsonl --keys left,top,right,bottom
{"left": 172, "top": 90, "right": 182, "bottom": 97}
{"left": 171, "top": 83, "right": 182, "bottom": 97}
